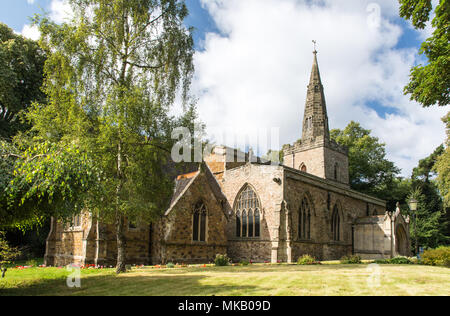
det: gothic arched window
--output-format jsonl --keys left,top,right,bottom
{"left": 298, "top": 197, "right": 311, "bottom": 240}
{"left": 236, "top": 211, "right": 241, "bottom": 237}
{"left": 301, "top": 164, "right": 307, "bottom": 173}
{"left": 193, "top": 203, "right": 207, "bottom": 242}
{"left": 235, "top": 185, "right": 261, "bottom": 238}
{"left": 331, "top": 205, "right": 341, "bottom": 241}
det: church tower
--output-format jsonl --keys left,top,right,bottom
{"left": 283, "top": 49, "right": 349, "bottom": 185}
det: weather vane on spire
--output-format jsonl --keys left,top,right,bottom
{"left": 312, "top": 40, "right": 317, "bottom": 53}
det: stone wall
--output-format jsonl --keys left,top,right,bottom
{"left": 156, "top": 171, "right": 228, "bottom": 264}
{"left": 44, "top": 211, "right": 95, "bottom": 267}
{"left": 45, "top": 213, "right": 152, "bottom": 267}
{"left": 283, "top": 168, "right": 386, "bottom": 261}
{"left": 354, "top": 215, "right": 392, "bottom": 260}
{"left": 283, "top": 140, "right": 349, "bottom": 185}
{"left": 221, "top": 163, "right": 284, "bottom": 263}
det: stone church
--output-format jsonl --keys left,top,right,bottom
{"left": 44, "top": 51, "right": 411, "bottom": 267}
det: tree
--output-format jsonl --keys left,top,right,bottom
{"left": 408, "top": 144, "right": 450, "bottom": 250}
{"left": 0, "top": 231, "right": 20, "bottom": 278}
{"left": 0, "top": 23, "right": 46, "bottom": 139}
{"left": 330, "top": 121, "right": 401, "bottom": 209}
{"left": 434, "top": 113, "right": 450, "bottom": 207}
{"left": 433, "top": 113, "right": 450, "bottom": 239}
{"left": 31, "top": 0, "right": 194, "bottom": 273}
{"left": 0, "top": 139, "right": 99, "bottom": 230}
{"left": 398, "top": 0, "right": 449, "bottom": 107}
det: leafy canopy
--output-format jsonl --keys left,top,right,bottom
{"left": 0, "top": 23, "right": 46, "bottom": 139}
{"left": 330, "top": 121, "right": 400, "bottom": 193}
{"left": 27, "top": 0, "right": 195, "bottom": 224}
{"left": 399, "top": 0, "right": 449, "bottom": 107}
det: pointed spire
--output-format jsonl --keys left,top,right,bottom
{"left": 302, "top": 49, "right": 330, "bottom": 142}
{"left": 309, "top": 50, "right": 322, "bottom": 86}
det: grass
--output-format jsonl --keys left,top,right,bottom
{"left": 0, "top": 261, "right": 449, "bottom": 296}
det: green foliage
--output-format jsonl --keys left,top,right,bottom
{"left": 389, "top": 256, "right": 413, "bottom": 265}
{"left": 434, "top": 113, "right": 450, "bottom": 208}
{"left": 214, "top": 254, "right": 230, "bottom": 267}
{"left": 374, "top": 258, "right": 390, "bottom": 264}
{"left": 422, "top": 246, "right": 450, "bottom": 267}
{"left": 240, "top": 260, "right": 250, "bottom": 266}
{"left": 374, "top": 257, "right": 415, "bottom": 264}
{"left": 0, "top": 23, "right": 46, "bottom": 139}
{"left": 25, "top": 259, "right": 38, "bottom": 267}
{"left": 297, "top": 254, "right": 320, "bottom": 265}
{"left": 407, "top": 144, "right": 450, "bottom": 250}
{"left": 330, "top": 121, "right": 402, "bottom": 209}
{"left": 340, "top": 255, "right": 362, "bottom": 264}
{"left": 0, "top": 231, "right": 21, "bottom": 277}
{"left": 0, "top": 139, "right": 100, "bottom": 229}
{"left": 166, "top": 262, "right": 175, "bottom": 269}
{"left": 399, "top": 0, "right": 449, "bottom": 107}
{"left": 24, "top": 0, "right": 195, "bottom": 272}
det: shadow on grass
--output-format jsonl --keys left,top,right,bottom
{"left": 159, "top": 264, "right": 368, "bottom": 274}
{"left": 0, "top": 272, "right": 262, "bottom": 296}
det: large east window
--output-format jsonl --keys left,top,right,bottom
{"left": 235, "top": 185, "right": 261, "bottom": 238}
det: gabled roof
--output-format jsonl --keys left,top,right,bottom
{"left": 164, "top": 163, "right": 228, "bottom": 217}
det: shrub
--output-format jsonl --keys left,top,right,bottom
{"left": 374, "top": 259, "right": 390, "bottom": 264}
{"left": 240, "top": 260, "right": 250, "bottom": 266}
{"left": 166, "top": 262, "right": 175, "bottom": 269}
{"left": 0, "top": 231, "right": 21, "bottom": 278}
{"left": 340, "top": 255, "right": 362, "bottom": 264}
{"left": 422, "top": 246, "right": 450, "bottom": 267}
{"left": 214, "top": 254, "right": 230, "bottom": 266}
{"left": 389, "top": 256, "right": 412, "bottom": 265}
{"left": 25, "top": 259, "right": 38, "bottom": 267}
{"left": 297, "top": 255, "right": 320, "bottom": 265}
{"left": 408, "top": 257, "right": 419, "bottom": 265}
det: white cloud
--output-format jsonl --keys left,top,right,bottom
{"left": 191, "top": 0, "right": 447, "bottom": 177}
{"left": 21, "top": 24, "right": 40, "bottom": 41}
{"left": 50, "top": 0, "right": 74, "bottom": 24}
{"left": 27, "top": 0, "right": 35, "bottom": 4}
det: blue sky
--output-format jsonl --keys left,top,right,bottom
{"left": 0, "top": 0, "right": 447, "bottom": 177}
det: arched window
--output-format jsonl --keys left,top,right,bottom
{"left": 255, "top": 209, "right": 260, "bottom": 238}
{"left": 301, "top": 164, "right": 307, "bottom": 173}
{"left": 331, "top": 205, "right": 341, "bottom": 241}
{"left": 193, "top": 203, "right": 207, "bottom": 242}
{"left": 236, "top": 211, "right": 241, "bottom": 237}
{"left": 235, "top": 185, "right": 261, "bottom": 238}
{"left": 299, "top": 197, "right": 312, "bottom": 240}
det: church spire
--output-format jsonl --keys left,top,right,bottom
{"left": 302, "top": 49, "right": 330, "bottom": 142}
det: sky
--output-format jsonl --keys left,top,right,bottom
{"left": 0, "top": 0, "right": 448, "bottom": 178}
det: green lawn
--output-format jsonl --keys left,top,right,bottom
{"left": 0, "top": 262, "right": 449, "bottom": 296}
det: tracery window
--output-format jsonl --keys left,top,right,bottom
{"left": 193, "top": 203, "right": 207, "bottom": 242}
{"left": 331, "top": 205, "right": 341, "bottom": 241}
{"left": 235, "top": 185, "right": 261, "bottom": 238}
{"left": 298, "top": 197, "right": 311, "bottom": 240}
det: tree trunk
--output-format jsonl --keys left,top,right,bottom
{"left": 115, "top": 214, "right": 127, "bottom": 274}
{"left": 115, "top": 138, "right": 127, "bottom": 274}
{"left": 1, "top": 267, "right": 7, "bottom": 278}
